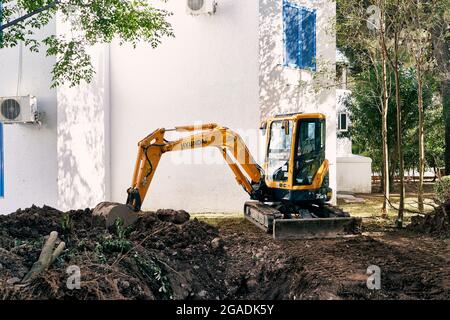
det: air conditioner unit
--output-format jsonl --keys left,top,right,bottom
{"left": 0, "top": 95, "right": 39, "bottom": 124}
{"left": 186, "top": 0, "right": 217, "bottom": 15}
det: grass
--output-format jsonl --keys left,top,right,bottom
{"left": 191, "top": 212, "right": 243, "bottom": 226}
{"left": 191, "top": 193, "right": 437, "bottom": 228}
{"left": 339, "top": 193, "right": 435, "bottom": 223}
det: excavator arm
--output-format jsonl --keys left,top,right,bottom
{"left": 126, "top": 123, "right": 264, "bottom": 211}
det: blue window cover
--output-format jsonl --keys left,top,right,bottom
{"left": 0, "top": 123, "right": 3, "bottom": 198}
{"left": 283, "top": 1, "right": 317, "bottom": 71}
{"left": 0, "top": 0, "right": 3, "bottom": 44}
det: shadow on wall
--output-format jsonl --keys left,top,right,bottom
{"left": 259, "top": 0, "right": 336, "bottom": 120}
{"left": 57, "top": 48, "right": 109, "bottom": 210}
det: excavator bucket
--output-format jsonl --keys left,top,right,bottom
{"left": 92, "top": 202, "right": 141, "bottom": 228}
{"left": 272, "top": 217, "right": 362, "bottom": 240}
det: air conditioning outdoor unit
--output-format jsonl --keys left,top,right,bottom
{"left": 186, "top": 0, "right": 217, "bottom": 15}
{"left": 0, "top": 95, "right": 39, "bottom": 124}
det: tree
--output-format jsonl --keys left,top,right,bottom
{"left": 377, "top": 0, "right": 408, "bottom": 225}
{"left": 401, "top": 0, "right": 446, "bottom": 212}
{"left": 345, "top": 67, "right": 433, "bottom": 184}
{"left": 337, "top": 0, "right": 392, "bottom": 217}
{"left": 0, "top": 0, "right": 173, "bottom": 87}
{"left": 429, "top": 2, "right": 450, "bottom": 175}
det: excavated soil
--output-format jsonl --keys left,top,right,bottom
{"left": 408, "top": 202, "right": 450, "bottom": 237}
{"left": 0, "top": 206, "right": 449, "bottom": 300}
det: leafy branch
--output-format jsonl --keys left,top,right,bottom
{"left": 0, "top": 0, "right": 174, "bottom": 87}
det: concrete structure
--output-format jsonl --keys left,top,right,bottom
{"left": 335, "top": 51, "right": 372, "bottom": 194}
{"left": 1, "top": 0, "right": 338, "bottom": 214}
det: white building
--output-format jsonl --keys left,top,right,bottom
{"left": 0, "top": 0, "right": 338, "bottom": 214}
{"left": 335, "top": 50, "right": 372, "bottom": 194}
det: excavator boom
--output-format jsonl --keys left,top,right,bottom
{"left": 126, "top": 123, "right": 264, "bottom": 211}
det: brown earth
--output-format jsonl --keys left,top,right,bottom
{"left": 408, "top": 202, "right": 450, "bottom": 237}
{"left": 0, "top": 205, "right": 449, "bottom": 300}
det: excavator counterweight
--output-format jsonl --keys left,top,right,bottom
{"left": 93, "top": 113, "right": 362, "bottom": 239}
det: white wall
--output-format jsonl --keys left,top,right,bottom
{"left": 337, "top": 155, "right": 372, "bottom": 193}
{"left": 259, "top": 0, "right": 337, "bottom": 202}
{"left": 55, "top": 13, "right": 111, "bottom": 211}
{"left": 110, "top": 0, "right": 260, "bottom": 212}
{"left": 56, "top": 44, "right": 110, "bottom": 211}
{"left": 0, "top": 0, "right": 338, "bottom": 214}
{"left": 0, "top": 22, "right": 58, "bottom": 214}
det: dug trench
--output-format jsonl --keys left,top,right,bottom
{"left": 0, "top": 205, "right": 448, "bottom": 300}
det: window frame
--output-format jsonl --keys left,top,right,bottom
{"left": 293, "top": 118, "right": 326, "bottom": 186}
{"left": 266, "top": 120, "right": 294, "bottom": 182}
{"left": 282, "top": 1, "right": 317, "bottom": 71}
{"left": 338, "top": 112, "right": 349, "bottom": 132}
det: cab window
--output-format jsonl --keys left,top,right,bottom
{"left": 266, "top": 120, "right": 293, "bottom": 182}
{"left": 295, "top": 119, "right": 325, "bottom": 185}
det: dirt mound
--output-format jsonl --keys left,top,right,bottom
{"left": 0, "top": 206, "right": 226, "bottom": 300}
{"left": 219, "top": 219, "right": 450, "bottom": 300}
{"left": 408, "top": 202, "right": 450, "bottom": 237}
{"left": 1, "top": 206, "right": 448, "bottom": 300}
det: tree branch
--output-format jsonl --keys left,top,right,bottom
{"left": 0, "top": 1, "right": 59, "bottom": 32}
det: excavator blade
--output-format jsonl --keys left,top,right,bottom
{"left": 92, "top": 202, "right": 141, "bottom": 227}
{"left": 244, "top": 201, "right": 362, "bottom": 240}
{"left": 272, "top": 217, "right": 362, "bottom": 240}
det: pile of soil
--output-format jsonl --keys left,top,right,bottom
{"left": 408, "top": 202, "right": 450, "bottom": 237}
{"left": 0, "top": 206, "right": 227, "bottom": 300}
{"left": 219, "top": 220, "right": 450, "bottom": 300}
{"left": 0, "top": 206, "right": 448, "bottom": 300}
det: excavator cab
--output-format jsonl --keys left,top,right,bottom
{"left": 245, "top": 113, "right": 362, "bottom": 239}
{"left": 263, "top": 114, "right": 332, "bottom": 204}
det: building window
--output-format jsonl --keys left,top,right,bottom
{"left": 0, "top": 123, "right": 3, "bottom": 198}
{"left": 283, "top": 1, "right": 317, "bottom": 71}
{"left": 338, "top": 113, "right": 348, "bottom": 132}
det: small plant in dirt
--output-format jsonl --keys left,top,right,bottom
{"left": 133, "top": 252, "right": 173, "bottom": 300}
{"left": 434, "top": 176, "right": 450, "bottom": 203}
{"left": 14, "top": 237, "right": 44, "bottom": 250}
{"left": 94, "top": 218, "right": 133, "bottom": 261}
{"left": 60, "top": 213, "right": 73, "bottom": 233}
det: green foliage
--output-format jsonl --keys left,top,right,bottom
{"left": 100, "top": 218, "right": 133, "bottom": 253}
{"left": 133, "top": 252, "right": 173, "bottom": 300}
{"left": 435, "top": 176, "right": 450, "bottom": 202}
{"left": 344, "top": 67, "right": 438, "bottom": 174}
{"left": 1, "top": 0, "right": 174, "bottom": 87}
{"left": 337, "top": 0, "right": 448, "bottom": 181}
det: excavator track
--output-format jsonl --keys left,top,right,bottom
{"left": 244, "top": 201, "right": 362, "bottom": 240}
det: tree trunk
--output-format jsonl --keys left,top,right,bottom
{"left": 417, "top": 71, "right": 425, "bottom": 213}
{"left": 378, "top": 5, "right": 390, "bottom": 218}
{"left": 444, "top": 80, "right": 450, "bottom": 176}
{"left": 381, "top": 56, "right": 390, "bottom": 218}
{"left": 390, "top": 146, "right": 398, "bottom": 191}
{"left": 394, "top": 57, "right": 405, "bottom": 226}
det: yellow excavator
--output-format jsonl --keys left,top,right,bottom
{"left": 93, "top": 113, "right": 361, "bottom": 239}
